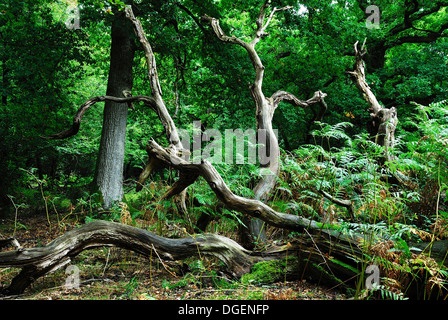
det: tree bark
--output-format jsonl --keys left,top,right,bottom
{"left": 145, "top": 139, "right": 343, "bottom": 236}
{"left": 94, "top": 13, "right": 136, "bottom": 209}
{"left": 2, "top": 217, "right": 447, "bottom": 297}
{"left": 32, "top": 6, "right": 447, "bottom": 300}
{"left": 0, "top": 220, "right": 356, "bottom": 295}
{"left": 1, "top": 58, "right": 8, "bottom": 106}
{"left": 46, "top": 95, "right": 155, "bottom": 140}
{"left": 49, "top": 6, "right": 186, "bottom": 210}
{"left": 319, "top": 41, "right": 408, "bottom": 212}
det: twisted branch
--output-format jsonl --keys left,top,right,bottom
{"left": 46, "top": 95, "right": 156, "bottom": 140}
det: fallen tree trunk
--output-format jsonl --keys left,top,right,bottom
{"left": 0, "top": 220, "right": 252, "bottom": 295}
{"left": 319, "top": 40, "right": 412, "bottom": 214}
{"left": 1, "top": 219, "right": 446, "bottom": 297}
{"left": 0, "top": 220, "right": 367, "bottom": 296}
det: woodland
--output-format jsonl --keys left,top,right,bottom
{"left": 1, "top": 0, "right": 448, "bottom": 301}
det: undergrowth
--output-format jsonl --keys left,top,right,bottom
{"left": 2, "top": 101, "right": 448, "bottom": 300}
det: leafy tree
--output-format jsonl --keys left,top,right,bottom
{"left": 0, "top": 0, "right": 99, "bottom": 205}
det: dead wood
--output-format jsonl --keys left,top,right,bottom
{"left": 347, "top": 39, "right": 398, "bottom": 162}
{"left": 201, "top": 7, "right": 327, "bottom": 245}
{"left": 0, "top": 219, "right": 370, "bottom": 296}
{"left": 46, "top": 95, "right": 156, "bottom": 140}
{"left": 0, "top": 220, "right": 253, "bottom": 295}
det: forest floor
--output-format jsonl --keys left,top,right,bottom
{"left": 0, "top": 214, "right": 349, "bottom": 300}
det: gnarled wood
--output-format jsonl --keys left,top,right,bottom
{"left": 0, "top": 219, "right": 366, "bottom": 296}
{"left": 46, "top": 95, "right": 157, "bottom": 140}
{"left": 124, "top": 7, "right": 182, "bottom": 151}
{"left": 0, "top": 220, "right": 253, "bottom": 295}
{"left": 202, "top": 5, "right": 327, "bottom": 245}
{"left": 123, "top": 6, "right": 191, "bottom": 218}
{"left": 145, "top": 138, "right": 351, "bottom": 239}
{"left": 48, "top": 7, "right": 190, "bottom": 216}
{"left": 347, "top": 40, "right": 398, "bottom": 162}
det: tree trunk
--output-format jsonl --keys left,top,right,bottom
{"left": 95, "top": 13, "right": 136, "bottom": 208}
{"left": 347, "top": 40, "right": 398, "bottom": 163}
{"left": 122, "top": 7, "right": 190, "bottom": 218}
{"left": 201, "top": 5, "right": 327, "bottom": 248}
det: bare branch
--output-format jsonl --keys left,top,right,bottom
{"left": 0, "top": 237, "right": 22, "bottom": 251}
{"left": 271, "top": 90, "right": 327, "bottom": 108}
{"left": 124, "top": 6, "right": 183, "bottom": 152}
{"left": 319, "top": 190, "right": 354, "bottom": 219}
{"left": 200, "top": 14, "right": 249, "bottom": 48}
{"left": 146, "top": 138, "right": 351, "bottom": 237}
{"left": 271, "top": 90, "right": 327, "bottom": 121}
{"left": 347, "top": 40, "right": 382, "bottom": 115}
{"left": 124, "top": 7, "right": 162, "bottom": 99}
{"left": 45, "top": 95, "right": 156, "bottom": 140}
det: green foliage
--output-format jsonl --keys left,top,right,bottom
{"left": 3, "top": 0, "right": 448, "bottom": 206}
{"left": 241, "top": 257, "right": 298, "bottom": 285}
{"left": 364, "top": 283, "right": 409, "bottom": 300}
{"left": 0, "top": 0, "right": 107, "bottom": 205}
{"left": 2, "top": 0, "right": 448, "bottom": 300}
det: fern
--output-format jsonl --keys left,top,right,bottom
{"left": 372, "top": 284, "right": 408, "bottom": 300}
{"left": 312, "top": 121, "right": 354, "bottom": 142}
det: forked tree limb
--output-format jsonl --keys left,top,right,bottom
{"left": 319, "top": 190, "right": 355, "bottom": 219}
{"left": 0, "top": 219, "right": 364, "bottom": 296}
{"left": 201, "top": 10, "right": 328, "bottom": 186}
{"left": 48, "top": 6, "right": 190, "bottom": 211}
{"left": 202, "top": 7, "right": 328, "bottom": 244}
{"left": 271, "top": 90, "right": 328, "bottom": 121}
{"left": 145, "top": 138, "right": 357, "bottom": 240}
{"left": 124, "top": 6, "right": 183, "bottom": 151}
{"left": 1, "top": 218, "right": 446, "bottom": 297}
{"left": 254, "top": 1, "right": 292, "bottom": 44}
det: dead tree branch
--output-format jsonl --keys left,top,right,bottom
{"left": 202, "top": 6, "right": 327, "bottom": 244}
{"left": 145, "top": 138, "right": 355, "bottom": 238}
{"left": 0, "top": 219, "right": 368, "bottom": 296}
{"left": 46, "top": 95, "right": 156, "bottom": 140}
{"left": 347, "top": 40, "right": 398, "bottom": 162}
